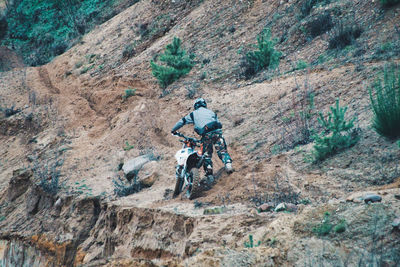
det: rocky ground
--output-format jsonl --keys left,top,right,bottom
{"left": 0, "top": 0, "right": 400, "bottom": 266}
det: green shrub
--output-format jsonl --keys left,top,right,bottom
{"left": 113, "top": 176, "right": 141, "bottom": 197}
{"left": 313, "top": 212, "right": 346, "bottom": 236}
{"left": 2, "top": 105, "right": 21, "bottom": 117}
{"left": 75, "top": 61, "right": 83, "bottom": 68}
{"left": 123, "top": 88, "right": 136, "bottom": 100}
{"left": 244, "top": 235, "right": 261, "bottom": 248}
{"left": 380, "top": 0, "right": 400, "bottom": 7}
{"left": 80, "top": 65, "right": 94, "bottom": 74}
{"left": 334, "top": 219, "right": 346, "bottom": 233}
{"left": 369, "top": 64, "right": 400, "bottom": 139}
{"left": 268, "top": 237, "right": 277, "bottom": 247}
{"left": 300, "top": 0, "right": 331, "bottom": 18}
{"left": 123, "top": 141, "right": 134, "bottom": 151}
{"left": 241, "top": 29, "right": 281, "bottom": 79}
{"left": 150, "top": 37, "right": 194, "bottom": 88}
{"left": 313, "top": 99, "right": 359, "bottom": 161}
{"left": 300, "top": 198, "right": 312, "bottom": 205}
{"left": 203, "top": 206, "right": 226, "bottom": 215}
{"left": 376, "top": 42, "right": 394, "bottom": 55}
{"left": 328, "top": 22, "right": 362, "bottom": 50}
{"left": 313, "top": 212, "right": 333, "bottom": 236}
{"left": 296, "top": 60, "right": 308, "bottom": 70}
{"left": 307, "top": 12, "right": 334, "bottom": 38}
{"left": 122, "top": 43, "right": 136, "bottom": 58}
{"left": 32, "top": 155, "right": 64, "bottom": 195}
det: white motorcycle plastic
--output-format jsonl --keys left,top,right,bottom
{"left": 173, "top": 132, "right": 205, "bottom": 199}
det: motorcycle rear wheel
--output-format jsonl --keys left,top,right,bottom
{"left": 187, "top": 168, "right": 200, "bottom": 200}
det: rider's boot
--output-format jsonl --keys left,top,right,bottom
{"left": 205, "top": 165, "right": 214, "bottom": 185}
{"left": 225, "top": 162, "right": 233, "bottom": 174}
{"left": 206, "top": 174, "right": 214, "bottom": 184}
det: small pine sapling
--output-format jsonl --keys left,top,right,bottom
{"left": 242, "top": 29, "right": 281, "bottom": 79}
{"left": 123, "top": 141, "right": 134, "bottom": 151}
{"left": 334, "top": 219, "right": 346, "bottom": 233}
{"left": 150, "top": 37, "right": 194, "bottom": 88}
{"left": 313, "top": 211, "right": 334, "bottom": 236}
{"left": 244, "top": 234, "right": 261, "bottom": 248}
{"left": 313, "top": 99, "right": 359, "bottom": 161}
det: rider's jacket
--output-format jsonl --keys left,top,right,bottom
{"left": 172, "top": 107, "right": 222, "bottom": 136}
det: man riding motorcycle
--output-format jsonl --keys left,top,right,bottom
{"left": 171, "top": 98, "right": 233, "bottom": 182}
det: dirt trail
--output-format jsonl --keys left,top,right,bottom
{"left": 37, "top": 66, "right": 60, "bottom": 94}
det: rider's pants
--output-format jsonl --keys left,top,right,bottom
{"left": 201, "top": 129, "right": 232, "bottom": 175}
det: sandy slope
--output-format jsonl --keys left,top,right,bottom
{"left": 1, "top": 0, "right": 400, "bottom": 266}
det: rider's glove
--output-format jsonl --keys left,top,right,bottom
{"left": 171, "top": 130, "right": 177, "bottom": 135}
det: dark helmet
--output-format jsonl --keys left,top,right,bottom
{"left": 194, "top": 98, "right": 207, "bottom": 110}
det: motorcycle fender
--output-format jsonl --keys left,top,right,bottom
{"left": 175, "top": 148, "right": 194, "bottom": 166}
{"left": 186, "top": 153, "right": 201, "bottom": 170}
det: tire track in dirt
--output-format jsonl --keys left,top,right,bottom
{"left": 37, "top": 66, "right": 60, "bottom": 94}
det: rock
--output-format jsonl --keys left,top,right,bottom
{"left": 363, "top": 194, "right": 382, "bottom": 204}
{"left": 8, "top": 168, "right": 32, "bottom": 201}
{"left": 250, "top": 209, "right": 258, "bottom": 217}
{"left": 140, "top": 175, "right": 157, "bottom": 187}
{"left": 25, "top": 185, "right": 55, "bottom": 215}
{"left": 285, "top": 203, "right": 298, "bottom": 212}
{"left": 122, "top": 154, "right": 152, "bottom": 181}
{"left": 395, "top": 194, "right": 400, "bottom": 200}
{"left": 392, "top": 218, "right": 400, "bottom": 229}
{"left": 25, "top": 187, "right": 41, "bottom": 215}
{"left": 58, "top": 233, "right": 74, "bottom": 243}
{"left": 347, "top": 192, "right": 375, "bottom": 203}
{"left": 139, "top": 161, "right": 159, "bottom": 187}
{"left": 346, "top": 192, "right": 364, "bottom": 203}
{"left": 274, "top": 203, "right": 286, "bottom": 212}
{"left": 258, "top": 202, "right": 274, "bottom": 212}
{"left": 55, "top": 198, "right": 62, "bottom": 208}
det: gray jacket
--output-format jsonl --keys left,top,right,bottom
{"left": 172, "top": 107, "right": 222, "bottom": 135}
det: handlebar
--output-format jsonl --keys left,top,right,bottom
{"left": 172, "top": 131, "right": 185, "bottom": 138}
{"left": 173, "top": 131, "right": 201, "bottom": 145}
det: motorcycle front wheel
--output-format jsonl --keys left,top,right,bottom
{"left": 187, "top": 168, "right": 200, "bottom": 200}
{"left": 173, "top": 176, "right": 184, "bottom": 197}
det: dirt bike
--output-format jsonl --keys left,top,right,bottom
{"left": 172, "top": 132, "right": 205, "bottom": 199}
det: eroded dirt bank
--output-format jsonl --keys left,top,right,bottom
{"left": 1, "top": 175, "right": 399, "bottom": 266}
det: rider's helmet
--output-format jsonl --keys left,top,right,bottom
{"left": 194, "top": 98, "right": 207, "bottom": 110}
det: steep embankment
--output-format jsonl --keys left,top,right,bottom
{"left": 1, "top": 0, "right": 400, "bottom": 266}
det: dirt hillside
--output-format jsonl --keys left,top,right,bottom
{"left": 1, "top": 0, "right": 400, "bottom": 266}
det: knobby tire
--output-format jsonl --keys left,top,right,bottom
{"left": 173, "top": 176, "right": 183, "bottom": 197}
{"left": 188, "top": 168, "right": 200, "bottom": 200}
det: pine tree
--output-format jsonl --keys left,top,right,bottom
{"left": 313, "top": 99, "right": 359, "bottom": 161}
{"left": 369, "top": 64, "right": 400, "bottom": 139}
{"left": 242, "top": 29, "right": 281, "bottom": 79}
{"left": 150, "top": 37, "right": 194, "bottom": 88}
